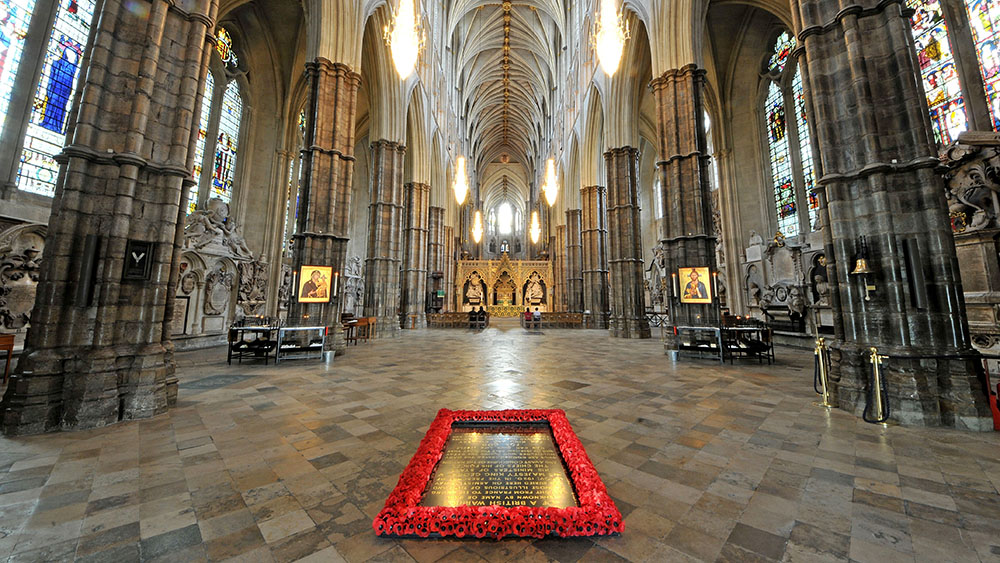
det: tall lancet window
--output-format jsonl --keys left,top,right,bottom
{"left": 190, "top": 71, "right": 214, "bottom": 214}
{"left": 762, "top": 31, "right": 817, "bottom": 238}
{"left": 212, "top": 81, "right": 242, "bottom": 203}
{"left": 188, "top": 27, "right": 245, "bottom": 213}
{"left": 16, "top": 0, "right": 95, "bottom": 196}
{"left": 283, "top": 108, "right": 306, "bottom": 256}
{"left": 0, "top": 0, "right": 36, "bottom": 132}
{"left": 909, "top": 0, "right": 968, "bottom": 144}
{"left": 965, "top": 0, "right": 1000, "bottom": 128}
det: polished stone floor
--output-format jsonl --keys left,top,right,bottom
{"left": 1, "top": 324, "right": 999, "bottom": 562}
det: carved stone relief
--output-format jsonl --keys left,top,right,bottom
{"left": 342, "top": 255, "right": 365, "bottom": 315}
{"left": 741, "top": 230, "right": 821, "bottom": 334}
{"left": 278, "top": 264, "right": 293, "bottom": 309}
{"left": 942, "top": 142, "right": 1000, "bottom": 234}
{"left": 0, "top": 223, "right": 45, "bottom": 332}
{"left": 204, "top": 261, "right": 235, "bottom": 316}
{"left": 183, "top": 198, "right": 253, "bottom": 260}
{"left": 941, "top": 136, "right": 1000, "bottom": 351}
{"left": 237, "top": 259, "right": 268, "bottom": 317}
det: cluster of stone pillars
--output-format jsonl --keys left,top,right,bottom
{"left": 580, "top": 186, "right": 609, "bottom": 328}
{"left": 606, "top": 147, "right": 651, "bottom": 338}
{"left": 650, "top": 65, "right": 719, "bottom": 332}
{"left": 564, "top": 210, "right": 583, "bottom": 313}
{"left": 288, "top": 60, "right": 362, "bottom": 353}
{"left": 791, "top": 0, "right": 991, "bottom": 429}
{"left": 400, "top": 183, "right": 430, "bottom": 328}
{"left": 1, "top": 0, "right": 219, "bottom": 434}
{"left": 567, "top": 149, "right": 650, "bottom": 338}
{"left": 363, "top": 140, "right": 406, "bottom": 339}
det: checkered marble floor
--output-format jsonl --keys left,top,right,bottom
{"left": 1, "top": 325, "right": 999, "bottom": 562}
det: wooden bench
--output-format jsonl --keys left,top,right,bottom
{"left": 428, "top": 312, "right": 490, "bottom": 329}
{"left": 521, "top": 312, "right": 585, "bottom": 329}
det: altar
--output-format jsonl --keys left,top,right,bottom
{"left": 457, "top": 254, "right": 553, "bottom": 317}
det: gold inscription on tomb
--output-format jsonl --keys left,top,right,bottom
{"left": 419, "top": 424, "right": 578, "bottom": 508}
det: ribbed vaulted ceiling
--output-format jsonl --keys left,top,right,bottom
{"left": 449, "top": 0, "right": 562, "bottom": 180}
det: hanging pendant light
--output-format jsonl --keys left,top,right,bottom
{"left": 542, "top": 158, "right": 558, "bottom": 207}
{"left": 472, "top": 209, "right": 484, "bottom": 244}
{"left": 529, "top": 210, "right": 541, "bottom": 244}
{"left": 384, "top": 0, "right": 423, "bottom": 79}
{"left": 592, "top": 0, "right": 630, "bottom": 77}
{"left": 454, "top": 156, "right": 469, "bottom": 205}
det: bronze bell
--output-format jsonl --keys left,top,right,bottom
{"left": 851, "top": 257, "right": 874, "bottom": 275}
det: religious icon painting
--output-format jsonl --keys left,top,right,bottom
{"left": 298, "top": 265, "right": 332, "bottom": 303}
{"left": 679, "top": 266, "right": 712, "bottom": 304}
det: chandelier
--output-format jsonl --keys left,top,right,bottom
{"left": 454, "top": 156, "right": 469, "bottom": 205}
{"left": 592, "top": 0, "right": 630, "bottom": 77}
{"left": 542, "top": 158, "right": 558, "bottom": 207}
{"left": 472, "top": 209, "right": 484, "bottom": 244}
{"left": 384, "top": 0, "right": 423, "bottom": 79}
{"left": 529, "top": 210, "right": 541, "bottom": 244}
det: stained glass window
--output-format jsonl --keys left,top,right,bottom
{"left": 0, "top": 0, "right": 36, "bottom": 134}
{"left": 216, "top": 28, "right": 238, "bottom": 68}
{"left": 768, "top": 31, "right": 795, "bottom": 73}
{"left": 966, "top": 0, "right": 1000, "bottom": 129}
{"left": 283, "top": 109, "right": 306, "bottom": 255}
{"left": 16, "top": 0, "right": 94, "bottom": 196}
{"left": 909, "top": 0, "right": 968, "bottom": 144}
{"left": 189, "top": 71, "right": 214, "bottom": 214}
{"left": 498, "top": 202, "right": 513, "bottom": 235}
{"left": 211, "top": 80, "right": 242, "bottom": 204}
{"left": 766, "top": 81, "right": 797, "bottom": 238}
{"left": 793, "top": 70, "right": 819, "bottom": 230}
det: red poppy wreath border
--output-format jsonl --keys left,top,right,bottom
{"left": 372, "top": 408, "right": 624, "bottom": 539}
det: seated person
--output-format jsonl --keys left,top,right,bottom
{"left": 477, "top": 306, "right": 487, "bottom": 328}
{"left": 523, "top": 307, "right": 533, "bottom": 328}
{"left": 468, "top": 308, "right": 477, "bottom": 328}
{"left": 532, "top": 307, "right": 542, "bottom": 328}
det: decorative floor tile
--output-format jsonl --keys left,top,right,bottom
{"left": 0, "top": 327, "right": 997, "bottom": 561}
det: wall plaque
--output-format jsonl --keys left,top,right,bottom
{"left": 171, "top": 296, "right": 189, "bottom": 335}
{"left": 123, "top": 240, "right": 154, "bottom": 281}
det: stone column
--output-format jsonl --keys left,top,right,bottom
{"left": 580, "top": 186, "right": 609, "bottom": 328}
{"left": 363, "top": 140, "right": 406, "bottom": 338}
{"left": 555, "top": 225, "right": 567, "bottom": 311}
{"left": 400, "top": 182, "right": 430, "bottom": 328}
{"left": 427, "top": 206, "right": 445, "bottom": 309}
{"left": 606, "top": 147, "right": 651, "bottom": 338}
{"left": 1, "top": 0, "right": 216, "bottom": 435}
{"left": 289, "top": 60, "right": 362, "bottom": 355}
{"left": 791, "top": 0, "right": 990, "bottom": 429}
{"left": 444, "top": 227, "right": 456, "bottom": 311}
{"left": 650, "top": 65, "right": 718, "bottom": 332}
{"left": 565, "top": 209, "right": 584, "bottom": 312}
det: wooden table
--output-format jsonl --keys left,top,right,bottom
{"left": 0, "top": 334, "right": 14, "bottom": 384}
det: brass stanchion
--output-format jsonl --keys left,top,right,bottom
{"left": 864, "top": 346, "right": 891, "bottom": 424}
{"left": 813, "top": 337, "right": 837, "bottom": 408}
